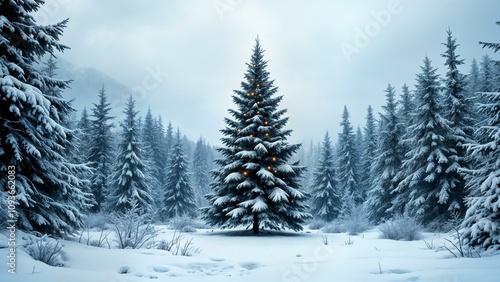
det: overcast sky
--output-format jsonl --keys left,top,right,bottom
{"left": 36, "top": 0, "right": 499, "bottom": 145}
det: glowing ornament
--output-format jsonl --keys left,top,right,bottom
{"left": 267, "top": 166, "right": 272, "bottom": 170}
{"left": 265, "top": 133, "right": 270, "bottom": 137}
{"left": 264, "top": 121, "right": 269, "bottom": 125}
{"left": 243, "top": 171, "right": 248, "bottom": 176}
{"left": 272, "top": 157, "right": 277, "bottom": 162}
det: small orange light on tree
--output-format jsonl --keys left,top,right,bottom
{"left": 265, "top": 133, "right": 269, "bottom": 137}
{"left": 264, "top": 121, "right": 268, "bottom": 125}
{"left": 267, "top": 166, "right": 272, "bottom": 170}
{"left": 243, "top": 171, "right": 248, "bottom": 176}
{"left": 272, "top": 157, "right": 277, "bottom": 162}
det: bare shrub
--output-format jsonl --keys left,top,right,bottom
{"left": 156, "top": 231, "right": 182, "bottom": 252}
{"left": 111, "top": 203, "right": 158, "bottom": 249}
{"left": 443, "top": 212, "right": 481, "bottom": 258}
{"left": 320, "top": 235, "right": 329, "bottom": 245}
{"left": 379, "top": 214, "right": 422, "bottom": 241}
{"left": 24, "top": 235, "right": 65, "bottom": 267}
{"left": 157, "top": 231, "right": 201, "bottom": 256}
{"left": 174, "top": 238, "right": 202, "bottom": 256}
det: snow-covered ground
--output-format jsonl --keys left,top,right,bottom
{"left": 1, "top": 227, "right": 499, "bottom": 282}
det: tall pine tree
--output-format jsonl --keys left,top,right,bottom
{"left": 192, "top": 137, "right": 211, "bottom": 207}
{"left": 360, "top": 105, "right": 377, "bottom": 200}
{"left": 108, "top": 96, "right": 154, "bottom": 214}
{"left": 161, "top": 129, "right": 197, "bottom": 220}
{"left": 440, "top": 28, "right": 475, "bottom": 216}
{"left": 88, "top": 86, "right": 115, "bottom": 212}
{"left": 366, "top": 84, "right": 404, "bottom": 223}
{"left": 309, "top": 132, "right": 341, "bottom": 222}
{"left": 461, "top": 27, "right": 500, "bottom": 251}
{"left": 394, "top": 57, "right": 455, "bottom": 226}
{"left": 337, "top": 106, "right": 361, "bottom": 208}
{"left": 203, "top": 38, "right": 311, "bottom": 234}
{"left": 0, "top": 0, "right": 92, "bottom": 235}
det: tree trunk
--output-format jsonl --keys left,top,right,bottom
{"left": 253, "top": 212, "right": 259, "bottom": 235}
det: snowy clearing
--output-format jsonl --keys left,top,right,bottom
{"left": 1, "top": 227, "right": 499, "bottom": 282}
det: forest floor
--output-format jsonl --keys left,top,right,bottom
{"left": 1, "top": 226, "right": 500, "bottom": 282}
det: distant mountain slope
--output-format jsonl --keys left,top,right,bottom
{"left": 54, "top": 58, "right": 133, "bottom": 118}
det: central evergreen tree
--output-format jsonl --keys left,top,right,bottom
{"left": 203, "top": 38, "right": 311, "bottom": 234}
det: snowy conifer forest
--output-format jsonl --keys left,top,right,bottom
{"left": 1, "top": 1, "right": 500, "bottom": 281}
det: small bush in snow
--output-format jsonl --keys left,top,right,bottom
{"left": 157, "top": 231, "right": 182, "bottom": 252}
{"left": 156, "top": 231, "right": 201, "bottom": 256}
{"left": 379, "top": 214, "right": 422, "bottom": 241}
{"left": 342, "top": 204, "right": 372, "bottom": 235}
{"left": 169, "top": 215, "right": 197, "bottom": 232}
{"left": 321, "top": 221, "right": 346, "bottom": 234}
{"left": 111, "top": 203, "right": 158, "bottom": 249}
{"left": 84, "top": 212, "right": 109, "bottom": 230}
{"left": 308, "top": 219, "right": 327, "bottom": 230}
{"left": 24, "top": 235, "right": 65, "bottom": 267}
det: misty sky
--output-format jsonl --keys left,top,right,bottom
{"left": 35, "top": 0, "right": 499, "bottom": 145}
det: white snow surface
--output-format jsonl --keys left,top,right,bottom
{"left": 1, "top": 227, "right": 499, "bottom": 282}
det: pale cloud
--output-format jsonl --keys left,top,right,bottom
{"left": 37, "top": 0, "right": 500, "bottom": 145}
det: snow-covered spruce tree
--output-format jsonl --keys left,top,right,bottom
{"left": 479, "top": 55, "right": 495, "bottom": 92}
{"left": 366, "top": 85, "right": 404, "bottom": 223}
{"left": 461, "top": 90, "right": 500, "bottom": 251}
{"left": 140, "top": 108, "right": 162, "bottom": 206}
{"left": 397, "top": 84, "right": 414, "bottom": 133}
{"left": 88, "top": 86, "right": 115, "bottom": 212}
{"left": 192, "top": 137, "right": 212, "bottom": 206}
{"left": 108, "top": 96, "right": 154, "bottom": 214}
{"left": 0, "top": 0, "right": 93, "bottom": 235}
{"left": 394, "top": 57, "right": 456, "bottom": 226}
{"left": 161, "top": 129, "right": 197, "bottom": 220}
{"left": 155, "top": 115, "right": 167, "bottom": 180}
{"left": 461, "top": 31, "right": 500, "bottom": 251}
{"left": 359, "top": 106, "right": 377, "bottom": 199}
{"left": 467, "top": 59, "right": 481, "bottom": 96}
{"left": 165, "top": 121, "right": 174, "bottom": 159}
{"left": 203, "top": 38, "right": 311, "bottom": 234}
{"left": 309, "top": 132, "right": 341, "bottom": 222}
{"left": 337, "top": 106, "right": 362, "bottom": 209}
{"left": 440, "top": 28, "right": 476, "bottom": 216}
